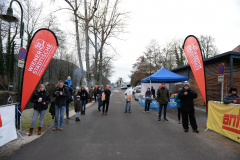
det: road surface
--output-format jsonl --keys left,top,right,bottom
{"left": 5, "top": 89, "right": 240, "bottom": 160}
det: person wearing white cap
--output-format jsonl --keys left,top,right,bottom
{"left": 65, "top": 76, "right": 72, "bottom": 88}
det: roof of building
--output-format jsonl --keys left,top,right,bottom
{"left": 171, "top": 51, "right": 240, "bottom": 72}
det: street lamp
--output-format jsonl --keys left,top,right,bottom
{"left": 0, "top": 0, "right": 24, "bottom": 102}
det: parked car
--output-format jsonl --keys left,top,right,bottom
{"left": 121, "top": 86, "right": 127, "bottom": 90}
{"left": 134, "top": 89, "right": 141, "bottom": 100}
{"left": 133, "top": 86, "right": 141, "bottom": 94}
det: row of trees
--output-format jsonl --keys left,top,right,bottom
{"left": 129, "top": 35, "right": 219, "bottom": 86}
{"left": 0, "top": 0, "right": 129, "bottom": 90}
{"left": 53, "top": 0, "right": 129, "bottom": 88}
{"left": 0, "top": 0, "right": 75, "bottom": 89}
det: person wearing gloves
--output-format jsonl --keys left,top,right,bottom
{"left": 29, "top": 84, "right": 51, "bottom": 136}
{"left": 175, "top": 88, "right": 182, "bottom": 124}
{"left": 65, "top": 76, "right": 72, "bottom": 87}
{"left": 124, "top": 85, "right": 133, "bottom": 113}
{"left": 178, "top": 84, "right": 199, "bottom": 133}
{"left": 157, "top": 83, "right": 170, "bottom": 121}
{"left": 74, "top": 95, "right": 82, "bottom": 121}
{"left": 223, "top": 87, "right": 240, "bottom": 104}
{"left": 144, "top": 87, "right": 152, "bottom": 113}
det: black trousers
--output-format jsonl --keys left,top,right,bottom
{"left": 182, "top": 111, "right": 197, "bottom": 130}
{"left": 102, "top": 101, "right": 109, "bottom": 113}
{"left": 94, "top": 94, "right": 97, "bottom": 102}
{"left": 145, "top": 102, "right": 150, "bottom": 111}
{"left": 177, "top": 108, "right": 181, "bottom": 121}
{"left": 159, "top": 104, "right": 167, "bottom": 119}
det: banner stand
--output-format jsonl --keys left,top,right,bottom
{"left": 0, "top": 103, "right": 24, "bottom": 140}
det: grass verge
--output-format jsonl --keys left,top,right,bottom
{"left": 21, "top": 103, "right": 75, "bottom": 132}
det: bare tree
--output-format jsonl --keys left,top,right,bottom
{"left": 198, "top": 35, "right": 219, "bottom": 59}
{"left": 22, "top": 0, "right": 43, "bottom": 49}
{"left": 90, "top": 0, "right": 129, "bottom": 85}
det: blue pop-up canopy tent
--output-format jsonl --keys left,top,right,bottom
{"left": 139, "top": 68, "right": 189, "bottom": 110}
{"left": 141, "top": 68, "right": 189, "bottom": 83}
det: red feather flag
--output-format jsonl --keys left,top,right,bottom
{"left": 21, "top": 29, "right": 58, "bottom": 112}
{"left": 183, "top": 35, "right": 207, "bottom": 107}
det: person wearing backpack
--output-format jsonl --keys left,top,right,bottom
{"left": 124, "top": 85, "right": 133, "bottom": 113}
{"left": 29, "top": 84, "right": 51, "bottom": 136}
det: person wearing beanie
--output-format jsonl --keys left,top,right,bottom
{"left": 65, "top": 76, "right": 72, "bottom": 88}
{"left": 175, "top": 88, "right": 182, "bottom": 124}
{"left": 124, "top": 84, "right": 133, "bottom": 113}
{"left": 74, "top": 95, "right": 82, "bottom": 121}
{"left": 178, "top": 83, "right": 199, "bottom": 133}
{"left": 64, "top": 82, "right": 73, "bottom": 119}
{"left": 157, "top": 83, "right": 170, "bottom": 121}
{"left": 94, "top": 85, "right": 98, "bottom": 102}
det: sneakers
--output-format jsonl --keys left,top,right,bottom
{"left": 105, "top": 112, "right": 108, "bottom": 115}
{"left": 52, "top": 127, "right": 57, "bottom": 131}
{"left": 164, "top": 118, "right": 168, "bottom": 121}
{"left": 76, "top": 117, "right": 80, "bottom": 121}
{"left": 59, "top": 127, "right": 63, "bottom": 130}
{"left": 157, "top": 113, "right": 159, "bottom": 115}
{"left": 101, "top": 112, "right": 104, "bottom": 115}
{"left": 128, "top": 110, "right": 131, "bottom": 113}
{"left": 147, "top": 111, "right": 149, "bottom": 113}
{"left": 184, "top": 129, "right": 189, "bottom": 132}
{"left": 193, "top": 129, "right": 199, "bottom": 133}
{"left": 124, "top": 110, "right": 127, "bottom": 113}
{"left": 143, "top": 111, "right": 146, "bottom": 113}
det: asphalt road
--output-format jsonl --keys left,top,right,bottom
{"left": 5, "top": 88, "right": 240, "bottom": 160}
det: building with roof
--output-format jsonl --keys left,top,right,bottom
{"left": 171, "top": 50, "right": 240, "bottom": 106}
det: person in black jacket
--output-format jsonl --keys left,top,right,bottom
{"left": 151, "top": 86, "right": 155, "bottom": 98}
{"left": 29, "top": 84, "right": 51, "bottom": 136}
{"left": 101, "top": 85, "right": 111, "bottom": 115}
{"left": 64, "top": 82, "right": 73, "bottom": 119}
{"left": 78, "top": 86, "right": 88, "bottom": 115}
{"left": 178, "top": 84, "right": 199, "bottom": 133}
{"left": 97, "top": 86, "right": 103, "bottom": 111}
{"left": 52, "top": 81, "right": 69, "bottom": 131}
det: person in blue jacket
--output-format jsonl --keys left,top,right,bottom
{"left": 144, "top": 87, "right": 152, "bottom": 113}
{"left": 65, "top": 76, "right": 72, "bottom": 87}
{"left": 175, "top": 88, "right": 182, "bottom": 124}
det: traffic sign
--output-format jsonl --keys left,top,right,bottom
{"left": 19, "top": 48, "right": 27, "bottom": 61}
{"left": 18, "top": 59, "right": 25, "bottom": 68}
{"left": 218, "top": 64, "right": 225, "bottom": 75}
{"left": 218, "top": 75, "right": 224, "bottom": 82}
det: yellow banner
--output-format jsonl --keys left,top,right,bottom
{"left": 207, "top": 101, "right": 240, "bottom": 143}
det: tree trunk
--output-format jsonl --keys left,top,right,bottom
{"left": 94, "top": 29, "right": 98, "bottom": 84}
{"left": 75, "top": 0, "right": 84, "bottom": 81}
{"left": 84, "top": 0, "right": 91, "bottom": 89}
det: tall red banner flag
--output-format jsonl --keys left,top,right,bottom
{"left": 21, "top": 29, "right": 58, "bottom": 112}
{"left": 183, "top": 35, "right": 207, "bottom": 107}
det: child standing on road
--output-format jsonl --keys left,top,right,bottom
{"left": 74, "top": 95, "right": 82, "bottom": 121}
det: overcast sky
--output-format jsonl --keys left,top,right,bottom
{"left": 18, "top": 0, "right": 240, "bottom": 84}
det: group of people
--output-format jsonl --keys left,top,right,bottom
{"left": 27, "top": 76, "right": 113, "bottom": 136}
{"left": 143, "top": 83, "right": 199, "bottom": 133}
